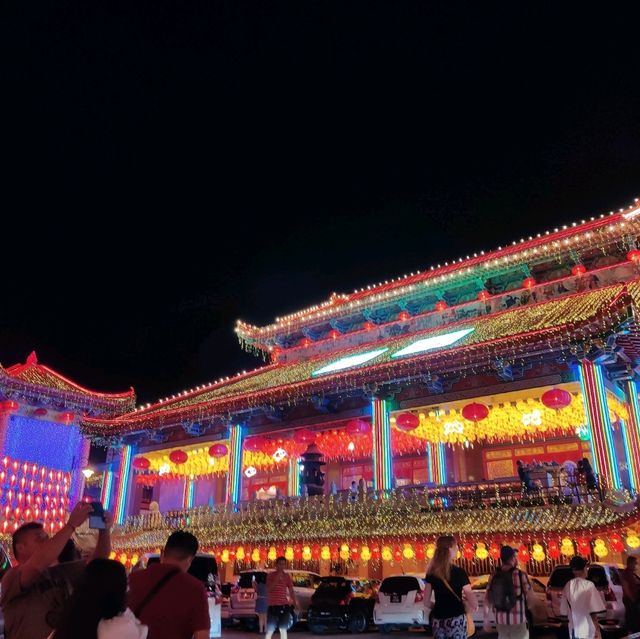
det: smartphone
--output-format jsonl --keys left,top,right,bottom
{"left": 89, "top": 501, "right": 106, "bottom": 529}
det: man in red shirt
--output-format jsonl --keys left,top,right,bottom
{"left": 129, "top": 531, "right": 210, "bottom": 639}
{"left": 265, "top": 556, "right": 298, "bottom": 639}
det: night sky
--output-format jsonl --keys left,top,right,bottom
{"left": 1, "top": 2, "right": 638, "bottom": 404}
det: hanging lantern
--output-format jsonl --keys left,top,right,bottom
{"left": 293, "top": 429, "right": 316, "bottom": 444}
{"left": 403, "top": 544, "right": 415, "bottom": 560}
{"left": 33, "top": 408, "right": 48, "bottom": 416}
{"left": 244, "top": 437, "right": 266, "bottom": 452}
{"left": 302, "top": 546, "right": 312, "bottom": 561}
{"left": 628, "top": 249, "right": 640, "bottom": 263}
{"left": 518, "top": 545, "right": 530, "bottom": 563}
{"left": 415, "top": 546, "right": 425, "bottom": 561}
{"left": 395, "top": 413, "right": 420, "bottom": 432}
{"left": 463, "top": 544, "right": 474, "bottom": 561}
{"left": 363, "top": 321, "right": 374, "bottom": 331}
{"left": 610, "top": 534, "right": 624, "bottom": 553}
{"left": 339, "top": 544, "right": 350, "bottom": 561}
{"left": 532, "top": 543, "right": 545, "bottom": 562}
{"left": 350, "top": 547, "right": 359, "bottom": 561}
{"left": 252, "top": 548, "right": 261, "bottom": 563}
{"left": 320, "top": 545, "right": 331, "bottom": 561}
{"left": 381, "top": 546, "right": 393, "bottom": 562}
{"left": 59, "top": 412, "right": 75, "bottom": 423}
{"left": 489, "top": 543, "right": 500, "bottom": 561}
{"left": 626, "top": 533, "right": 640, "bottom": 549}
{"left": 208, "top": 444, "right": 228, "bottom": 458}
{"left": 236, "top": 546, "right": 246, "bottom": 561}
{"left": 593, "top": 539, "right": 608, "bottom": 558}
{"left": 571, "top": 264, "right": 587, "bottom": 276}
{"left": 0, "top": 400, "right": 18, "bottom": 413}
{"left": 477, "top": 290, "right": 490, "bottom": 301}
{"left": 329, "top": 329, "right": 340, "bottom": 340}
{"left": 398, "top": 311, "right": 410, "bottom": 321}
{"left": 541, "top": 389, "right": 572, "bottom": 410}
{"left": 345, "top": 419, "right": 370, "bottom": 436}
{"left": 285, "top": 546, "right": 294, "bottom": 561}
{"left": 523, "top": 277, "right": 536, "bottom": 289}
{"left": 118, "top": 553, "right": 128, "bottom": 565}
{"left": 475, "top": 543, "right": 489, "bottom": 560}
{"left": 268, "top": 546, "right": 277, "bottom": 561}
{"left": 434, "top": 300, "right": 447, "bottom": 312}
{"left": 221, "top": 549, "right": 230, "bottom": 563}
{"left": 359, "top": 545, "right": 371, "bottom": 561}
{"left": 462, "top": 403, "right": 489, "bottom": 422}
{"left": 577, "top": 538, "right": 591, "bottom": 556}
{"left": 133, "top": 457, "right": 151, "bottom": 470}
{"left": 548, "top": 540, "right": 561, "bottom": 559}
{"left": 311, "top": 545, "right": 320, "bottom": 560}
{"left": 169, "top": 450, "right": 188, "bottom": 465}
{"left": 393, "top": 548, "right": 403, "bottom": 562}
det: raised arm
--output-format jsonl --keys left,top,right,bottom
{"left": 20, "top": 502, "right": 92, "bottom": 588}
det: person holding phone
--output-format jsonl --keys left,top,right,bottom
{"left": 1, "top": 501, "right": 113, "bottom": 639}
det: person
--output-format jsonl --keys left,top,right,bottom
{"left": 358, "top": 478, "right": 367, "bottom": 494}
{"left": 516, "top": 461, "right": 535, "bottom": 494}
{"left": 350, "top": 480, "right": 358, "bottom": 501}
{"left": 1, "top": 501, "right": 112, "bottom": 639}
{"left": 254, "top": 571, "right": 269, "bottom": 633}
{"left": 424, "top": 535, "right": 477, "bottom": 639}
{"left": 621, "top": 556, "right": 640, "bottom": 632}
{"left": 265, "top": 556, "right": 298, "bottom": 639}
{"left": 49, "top": 558, "right": 147, "bottom": 639}
{"left": 128, "top": 530, "right": 210, "bottom": 639}
{"left": 560, "top": 556, "right": 604, "bottom": 639}
{"left": 484, "top": 545, "right": 534, "bottom": 639}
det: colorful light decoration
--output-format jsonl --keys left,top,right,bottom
{"left": 523, "top": 277, "right": 536, "bottom": 289}
{"left": 623, "top": 380, "right": 640, "bottom": 493}
{"left": 427, "top": 442, "right": 447, "bottom": 484}
{"left": 226, "top": 424, "right": 244, "bottom": 507}
{"left": 571, "top": 264, "right": 587, "bottom": 276}
{"left": 114, "top": 445, "right": 133, "bottom": 526}
{"left": 272, "top": 447, "right": 287, "bottom": 462}
{"left": 578, "top": 360, "right": 621, "bottom": 488}
{"left": 312, "top": 349, "right": 388, "bottom": 376}
{"left": 391, "top": 328, "right": 474, "bottom": 358}
{"left": 100, "top": 469, "right": 114, "bottom": 512}
{"left": 183, "top": 478, "right": 195, "bottom": 509}
{"left": 627, "top": 249, "right": 640, "bottom": 263}
{"left": 287, "top": 457, "right": 300, "bottom": 497}
{"left": 371, "top": 399, "right": 392, "bottom": 491}
{"left": 434, "top": 300, "right": 447, "bottom": 311}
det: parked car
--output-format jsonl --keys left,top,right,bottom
{"left": 220, "top": 582, "right": 235, "bottom": 627}
{"left": 470, "top": 573, "right": 549, "bottom": 630}
{"left": 230, "top": 569, "right": 321, "bottom": 629}
{"left": 308, "top": 576, "right": 378, "bottom": 634}
{"left": 546, "top": 563, "right": 625, "bottom": 634}
{"left": 373, "top": 574, "right": 427, "bottom": 633}
{"left": 138, "top": 553, "right": 222, "bottom": 638}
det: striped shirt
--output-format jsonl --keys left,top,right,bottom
{"left": 489, "top": 568, "right": 531, "bottom": 625}
{"left": 267, "top": 572, "right": 293, "bottom": 606}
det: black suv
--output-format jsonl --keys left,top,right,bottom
{"left": 308, "top": 576, "right": 377, "bottom": 634}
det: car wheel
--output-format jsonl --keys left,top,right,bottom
{"left": 349, "top": 612, "right": 368, "bottom": 634}
{"left": 381, "top": 623, "right": 394, "bottom": 634}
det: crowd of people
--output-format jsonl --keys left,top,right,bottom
{"left": 2, "top": 502, "right": 640, "bottom": 639}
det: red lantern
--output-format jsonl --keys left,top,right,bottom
{"left": 518, "top": 545, "right": 530, "bottom": 563}
{"left": 311, "top": 545, "right": 320, "bottom": 560}
{"left": 434, "top": 300, "right": 447, "bottom": 312}
{"left": 293, "top": 429, "right": 316, "bottom": 444}
{"left": 463, "top": 544, "right": 474, "bottom": 561}
{"left": 208, "top": 444, "right": 228, "bottom": 458}
{"left": 577, "top": 538, "right": 591, "bottom": 556}
{"left": 169, "top": 450, "right": 188, "bottom": 465}
{"left": 33, "top": 408, "right": 47, "bottom": 416}
{"left": 462, "top": 402, "right": 489, "bottom": 422}
{"left": 477, "top": 290, "right": 490, "bottom": 301}
{"left": 301, "top": 338, "right": 311, "bottom": 348}
{"left": 415, "top": 546, "right": 425, "bottom": 561}
{"left": 610, "top": 534, "right": 624, "bottom": 553}
{"left": 363, "top": 321, "right": 374, "bottom": 331}
{"left": 59, "top": 411, "right": 75, "bottom": 423}
{"left": 351, "top": 547, "right": 359, "bottom": 560}
{"left": 393, "top": 548, "right": 402, "bottom": 562}
{"left": 371, "top": 545, "right": 380, "bottom": 560}
{"left": 628, "top": 250, "right": 640, "bottom": 263}
{"left": 548, "top": 540, "right": 560, "bottom": 559}
{"left": 0, "top": 401, "right": 18, "bottom": 413}
{"left": 523, "top": 277, "right": 536, "bottom": 289}
{"left": 329, "top": 329, "right": 340, "bottom": 340}
{"left": 571, "top": 264, "right": 587, "bottom": 276}
{"left": 244, "top": 437, "right": 266, "bottom": 452}
{"left": 398, "top": 311, "right": 410, "bottom": 321}
{"left": 395, "top": 413, "right": 420, "bottom": 432}
{"left": 489, "top": 543, "right": 500, "bottom": 561}
{"left": 541, "top": 389, "right": 572, "bottom": 410}
{"left": 132, "top": 457, "right": 150, "bottom": 470}
{"left": 346, "top": 419, "right": 370, "bottom": 436}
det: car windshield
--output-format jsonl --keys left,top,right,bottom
{"left": 317, "top": 578, "right": 351, "bottom": 591}
{"left": 380, "top": 576, "right": 421, "bottom": 595}
{"left": 189, "top": 557, "right": 218, "bottom": 582}
{"left": 588, "top": 566, "right": 608, "bottom": 589}
{"left": 549, "top": 567, "right": 574, "bottom": 588}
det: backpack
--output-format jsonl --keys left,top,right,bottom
{"left": 488, "top": 568, "right": 518, "bottom": 612}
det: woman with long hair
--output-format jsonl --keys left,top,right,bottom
{"left": 425, "top": 535, "right": 477, "bottom": 639}
{"left": 51, "top": 558, "right": 147, "bottom": 639}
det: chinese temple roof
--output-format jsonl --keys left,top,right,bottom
{"left": 82, "top": 281, "right": 638, "bottom": 438}
{"left": 1, "top": 351, "right": 136, "bottom": 417}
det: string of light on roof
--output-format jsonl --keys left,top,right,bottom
{"left": 235, "top": 199, "right": 639, "bottom": 337}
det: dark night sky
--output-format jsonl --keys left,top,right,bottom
{"left": 1, "top": 2, "right": 638, "bottom": 404}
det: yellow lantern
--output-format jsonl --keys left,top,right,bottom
{"left": 560, "top": 538, "right": 575, "bottom": 557}
{"left": 221, "top": 549, "right": 230, "bottom": 563}
{"left": 320, "top": 545, "right": 331, "bottom": 561}
{"left": 532, "top": 543, "right": 545, "bottom": 562}
{"left": 131, "top": 553, "right": 139, "bottom": 567}
{"left": 594, "top": 539, "right": 608, "bottom": 558}
{"left": 381, "top": 546, "right": 393, "bottom": 562}
{"left": 236, "top": 546, "right": 246, "bottom": 561}
{"left": 119, "top": 553, "right": 128, "bottom": 565}
{"left": 627, "top": 533, "right": 640, "bottom": 549}
{"left": 339, "top": 543, "right": 350, "bottom": 561}
{"left": 426, "top": 543, "right": 436, "bottom": 559}
{"left": 108, "top": 550, "right": 116, "bottom": 560}
{"left": 285, "top": 546, "right": 294, "bottom": 561}
{"left": 252, "top": 548, "right": 261, "bottom": 563}
{"left": 403, "top": 544, "right": 415, "bottom": 560}
{"left": 302, "top": 546, "right": 312, "bottom": 561}
{"left": 361, "top": 545, "right": 372, "bottom": 562}
{"left": 475, "top": 543, "right": 488, "bottom": 560}
{"left": 268, "top": 546, "right": 277, "bottom": 561}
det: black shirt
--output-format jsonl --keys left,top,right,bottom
{"left": 425, "top": 565, "right": 470, "bottom": 619}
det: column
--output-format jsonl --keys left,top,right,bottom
{"left": 100, "top": 468, "right": 115, "bottom": 512}
{"left": 287, "top": 457, "right": 300, "bottom": 497}
{"left": 69, "top": 437, "right": 91, "bottom": 507}
{"left": 371, "top": 398, "right": 393, "bottom": 491}
{"left": 114, "top": 445, "right": 134, "bottom": 525}
{"left": 577, "top": 360, "right": 621, "bottom": 489}
{"left": 622, "top": 380, "right": 640, "bottom": 492}
{"left": 225, "top": 424, "right": 244, "bottom": 508}
{"left": 427, "top": 442, "right": 447, "bottom": 484}
{"left": 182, "top": 478, "right": 195, "bottom": 509}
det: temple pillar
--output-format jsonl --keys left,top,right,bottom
{"left": 577, "top": 360, "right": 621, "bottom": 489}
{"left": 427, "top": 442, "right": 447, "bottom": 485}
{"left": 225, "top": 424, "right": 244, "bottom": 508}
{"left": 114, "top": 445, "right": 134, "bottom": 525}
{"left": 371, "top": 398, "right": 393, "bottom": 492}
{"left": 287, "top": 456, "right": 300, "bottom": 497}
{"left": 621, "top": 380, "right": 640, "bottom": 492}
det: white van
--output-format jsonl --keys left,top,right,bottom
{"left": 373, "top": 574, "right": 428, "bottom": 632}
